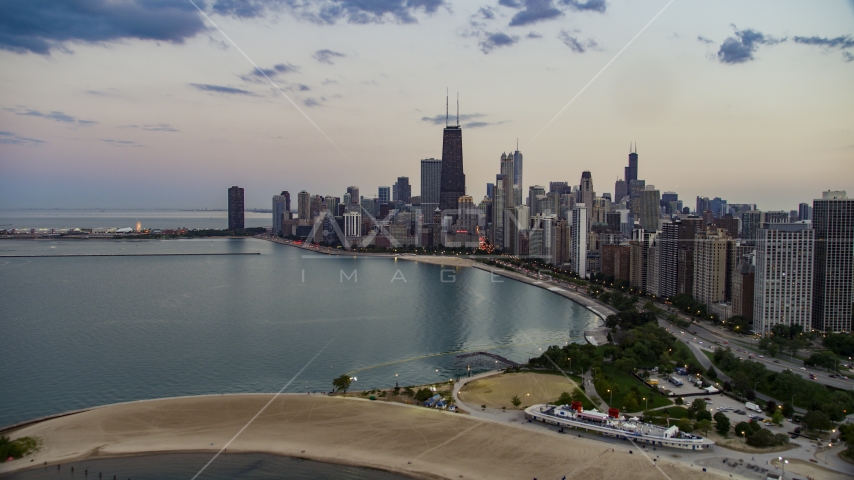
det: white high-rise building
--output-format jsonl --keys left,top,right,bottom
{"left": 344, "top": 211, "right": 361, "bottom": 237}
{"left": 570, "top": 204, "right": 588, "bottom": 277}
{"left": 753, "top": 223, "right": 814, "bottom": 336}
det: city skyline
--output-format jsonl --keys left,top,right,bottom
{"left": 1, "top": 1, "right": 853, "bottom": 210}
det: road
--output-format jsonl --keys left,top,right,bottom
{"left": 659, "top": 310, "right": 854, "bottom": 391}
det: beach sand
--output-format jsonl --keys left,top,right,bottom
{"left": 397, "top": 255, "right": 475, "bottom": 267}
{"left": 0, "top": 394, "right": 725, "bottom": 479}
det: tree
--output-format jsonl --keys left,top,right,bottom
{"left": 556, "top": 391, "right": 573, "bottom": 405}
{"left": 765, "top": 400, "right": 777, "bottom": 414}
{"left": 332, "top": 374, "right": 352, "bottom": 393}
{"left": 706, "top": 365, "right": 718, "bottom": 379}
{"left": 782, "top": 402, "right": 795, "bottom": 418}
{"left": 511, "top": 395, "right": 522, "bottom": 408}
{"left": 803, "top": 410, "right": 832, "bottom": 432}
{"left": 688, "top": 399, "right": 707, "bottom": 419}
{"left": 696, "top": 419, "right": 712, "bottom": 435}
{"left": 696, "top": 409, "right": 713, "bottom": 422}
{"left": 734, "top": 421, "right": 751, "bottom": 438}
{"left": 677, "top": 417, "right": 694, "bottom": 432}
{"left": 714, "top": 412, "right": 731, "bottom": 436}
{"left": 771, "top": 410, "right": 784, "bottom": 426}
{"left": 623, "top": 394, "right": 639, "bottom": 413}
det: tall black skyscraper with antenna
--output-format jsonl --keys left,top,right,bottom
{"left": 439, "top": 93, "right": 465, "bottom": 211}
{"left": 625, "top": 142, "right": 638, "bottom": 183}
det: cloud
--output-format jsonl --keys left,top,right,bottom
{"left": 479, "top": 32, "right": 520, "bottom": 53}
{"left": 0, "top": 0, "right": 206, "bottom": 55}
{"left": 303, "top": 98, "right": 322, "bottom": 107}
{"left": 697, "top": 35, "right": 714, "bottom": 44}
{"left": 527, "top": 32, "right": 543, "bottom": 39}
{"left": 3, "top": 107, "right": 98, "bottom": 125}
{"left": 213, "top": 0, "right": 445, "bottom": 25}
{"left": 558, "top": 30, "right": 597, "bottom": 53}
{"left": 478, "top": 6, "right": 496, "bottom": 19}
{"left": 793, "top": 35, "right": 854, "bottom": 50}
{"left": 508, "top": 0, "right": 562, "bottom": 27}
{"left": 845, "top": 51, "right": 854, "bottom": 62}
{"left": 313, "top": 49, "right": 346, "bottom": 64}
{"left": 560, "top": 0, "right": 607, "bottom": 13}
{"left": 190, "top": 83, "right": 256, "bottom": 95}
{"left": 240, "top": 63, "right": 300, "bottom": 83}
{"left": 717, "top": 26, "right": 785, "bottom": 64}
{"left": 101, "top": 139, "right": 143, "bottom": 147}
{"left": 123, "top": 123, "right": 179, "bottom": 132}
{"left": 0, "top": 131, "right": 46, "bottom": 145}
{"left": 422, "top": 113, "right": 487, "bottom": 124}
{"left": 298, "top": 84, "right": 311, "bottom": 91}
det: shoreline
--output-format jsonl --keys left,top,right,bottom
{"left": 0, "top": 393, "right": 729, "bottom": 480}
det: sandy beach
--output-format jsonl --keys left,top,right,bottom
{"left": 0, "top": 394, "right": 726, "bottom": 479}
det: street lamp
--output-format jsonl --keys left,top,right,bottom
{"left": 608, "top": 389, "right": 612, "bottom": 405}
{"left": 644, "top": 397, "right": 648, "bottom": 411}
{"left": 778, "top": 457, "right": 788, "bottom": 479}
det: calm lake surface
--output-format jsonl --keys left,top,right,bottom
{"left": 0, "top": 209, "right": 270, "bottom": 230}
{"left": 0, "top": 238, "right": 599, "bottom": 428}
{"left": 0, "top": 453, "right": 411, "bottom": 479}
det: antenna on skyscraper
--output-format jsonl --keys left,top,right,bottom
{"left": 456, "top": 92, "right": 459, "bottom": 127}
{"left": 446, "top": 88, "right": 449, "bottom": 128}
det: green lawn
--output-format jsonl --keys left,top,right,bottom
{"left": 595, "top": 364, "right": 673, "bottom": 412}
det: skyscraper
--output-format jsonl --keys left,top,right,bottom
{"left": 512, "top": 148, "right": 523, "bottom": 206}
{"left": 528, "top": 185, "right": 546, "bottom": 215}
{"left": 491, "top": 175, "right": 506, "bottom": 248}
{"left": 692, "top": 227, "right": 731, "bottom": 306}
{"left": 579, "top": 171, "right": 594, "bottom": 226}
{"left": 438, "top": 120, "right": 465, "bottom": 211}
{"left": 346, "top": 186, "right": 360, "bottom": 204}
{"left": 297, "top": 190, "right": 311, "bottom": 221}
{"left": 798, "top": 203, "right": 812, "bottom": 221}
{"left": 640, "top": 186, "right": 661, "bottom": 232}
{"left": 378, "top": 186, "right": 390, "bottom": 205}
{"left": 420, "top": 158, "right": 442, "bottom": 221}
{"left": 812, "top": 191, "right": 854, "bottom": 333}
{"left": 753, "top": 223, "right": 814, "bottom": 336}
{"left": 614, "top": 179, "right": 628, "bottom": 203}
{"left": 629, "top": 179, "right": 645, "bottom": 217}
{"left": 570, "top": 204, "right": 588, "bottom": 277}
{"left": 625, "top": 144, "right": 638, "bottom": 184}
{"left": 394, "top": 176, "right": 411, "bottom": 203}
{"left": 272, "top": 191, "right": 290, "bottom": 235}
{"left": 677, "top": 216, "right": 703, "bottom": 295}
{"left": 228, "top": 186, "right": 244, "bottom": 231}
{"left": 659, "top": 221, "right": 679, "bottom": 299}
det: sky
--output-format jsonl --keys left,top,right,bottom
{"left": 1, "top": 0, "right": 853, "bottom": 211}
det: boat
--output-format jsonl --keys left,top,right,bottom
{"left": 525, "top": 404, "right": 715, "bottom": 451}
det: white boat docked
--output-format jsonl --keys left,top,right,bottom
{"left": 525, "top": 404, "right": 715, "bottom": 451}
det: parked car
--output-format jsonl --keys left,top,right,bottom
{"left": 799, "top": 367, "right": 807, "bottom": 371}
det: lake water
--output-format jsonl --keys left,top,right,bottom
{"left": 0, "top": 209, "right": 271, "bottom": 231}
{"left": 0, "top": 453, "right": 411, "bottom": 479}
{"left": 0, "top": 238, "right": 599, "bottom": 428}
